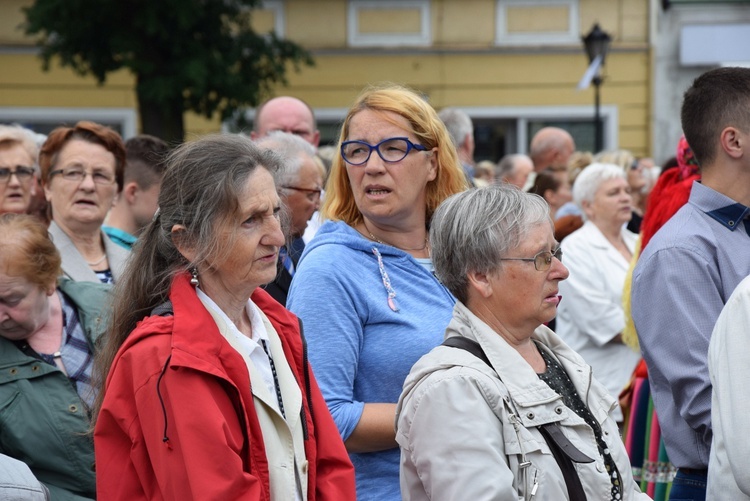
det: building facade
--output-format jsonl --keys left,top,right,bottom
{"left": 0, "top": 0, "right": 670, "bottom": 160}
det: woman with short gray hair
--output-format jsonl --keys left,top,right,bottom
{"left": 556, "top": 163, "right": 641, "bottom": 423}
{"left": 396, "top": 184, "right": 649, "bottom": 500}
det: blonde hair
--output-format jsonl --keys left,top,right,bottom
{"left": 322, "top": 84, "right": 468, "bottom": 225}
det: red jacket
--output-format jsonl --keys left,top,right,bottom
{"left": 94, "top": 274, "right": 355, "bottom": 500}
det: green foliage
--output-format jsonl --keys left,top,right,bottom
{"left": 23, "top": 0, "right": 314, "bottom": 122}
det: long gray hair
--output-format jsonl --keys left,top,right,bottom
{"left": 92, "top": 133, "right": 283, "bottom": 424}
{"left": 430, "top": 185, "right": 551, "bottom": 303}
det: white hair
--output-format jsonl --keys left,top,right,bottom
{"left": 572, "top": 162, "right": 626, "bottom": 209}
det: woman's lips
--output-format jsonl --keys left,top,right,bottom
{"left": 365, "top": 185, "right": 391, "bottom": 198}
{"left": 257, "top": 252, "right": 277, "bottom": 263}
{"left": 545, "top": 293, "right": 562, "bottom": 305}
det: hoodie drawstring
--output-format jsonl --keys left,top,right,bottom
{"left": 372, "top": 247, "right": 399, "bottom": 312}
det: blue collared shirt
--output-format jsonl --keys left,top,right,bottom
{"left": 632, "top": 181, "right": 750, "bottom": 469}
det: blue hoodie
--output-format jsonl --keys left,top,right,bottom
{"left": 287, "top": 221, "right": 455, "bottom": 500}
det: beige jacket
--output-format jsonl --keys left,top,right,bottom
{"left": 48, "top": 221, "right": 130, "bottom": 283}
{"left": 204, "top": 298, "right": 308, "bottom": 501}
{"left": 395, "top": 301, "right": 650, "bottom": 501}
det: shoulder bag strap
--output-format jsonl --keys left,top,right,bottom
{"left": 441, "top": 336, "right": 592, "bottom": 501}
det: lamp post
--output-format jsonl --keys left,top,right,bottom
{"left": 582, "top": 23, "right": 612, "bottom": 153}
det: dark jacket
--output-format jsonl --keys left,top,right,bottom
{"left": 0, "top": 278, "right": 111, "bottom": 501}
{"left": 261, "top": 257, "right": 293, "bottom": 306}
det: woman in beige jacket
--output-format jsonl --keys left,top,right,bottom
{"left": 395, "top": 185, "right": 650, "bottom": 501}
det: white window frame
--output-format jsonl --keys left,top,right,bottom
{"left": 261, "top": 0, "right": 285, "bottom": 37}
{"left": 0, "top": 107, "right": 138, "bottom": 139}
{"left": 230, "top": 105, "right": 617, "bottom": 152}
{"left": 444, "top": 104, "right": 618, "bottom": 153}
{"left": 347, "top": 0, "right": 431, "bottom": 48}
{"left": 495, "top": 0, "right": 580, "bottom": 46}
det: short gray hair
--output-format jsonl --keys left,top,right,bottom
{"left": 254, "top": 130, "right": 316, "bottom": 186}
{"left": 572, "top": 162, "right": 626, "bottom": 209}
{"left": 437, "top": 108, "right": 473, "bottom": 149}
{"left": 430, "top": 185, "right": 551, "bottom": 303}
{"left": 494, "top": 154, "right": 525, "bottom": 182}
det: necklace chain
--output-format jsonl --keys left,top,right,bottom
{"left": 363, "top": 221, "right": 429, "bottom": 252}
{"left": 86, "top": 253, "right": 107, "bottom": 267}
{"left": 368, "top": 231, "right": 429, "bottom": 251}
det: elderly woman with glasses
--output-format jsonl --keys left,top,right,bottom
{"left": 0, "top": 125, "right": 41, "bottom": 217}
{"left": 555, "top": 163, "right": 640, "bottom": 423}
{"left": 286, "top": 84, "right": 467, "bottom": 499}
{"left": 40, "top": 121, "right": 129, "bottom": 284}
{"left": 395, "top": 185, "right": 649, "bottom": 501}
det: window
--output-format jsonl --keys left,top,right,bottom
{"left": 496, "top": 0, "right": 579, "bottom": 46}
{"left": 254, "top": 0, "right": 285, "bottom": 37}
{"left": 347, "top": 0, "right": 431, "bottom": 48}
{"left": 461, "top": 105, "right": 617, "bottom": 162}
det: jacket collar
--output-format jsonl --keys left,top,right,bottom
{"left": 449, "top": 302, "right": 615, "bottom": 425}
{"left": 451, "top": 302, "right": 562, "bottom": 406}
{"left": 48, "top": 221, "right": 130, "bottom": 283}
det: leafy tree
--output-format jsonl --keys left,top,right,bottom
{"left": 24, "top": 0, "right": 313, "bottom": 142}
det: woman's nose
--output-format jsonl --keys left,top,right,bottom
{"left": 265, "top": 216, "right": 286, "bottom": 247}
{"left": 550, "top": 257, "right": 569, "bottom": 281}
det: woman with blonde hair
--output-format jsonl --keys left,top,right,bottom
{"left": 287, "top": 84, "right": 467, "bottom": 499}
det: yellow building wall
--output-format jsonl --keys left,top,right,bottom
{"left": 0, "top": 0, "right": 652, "bottom": 156}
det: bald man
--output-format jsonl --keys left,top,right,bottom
{"left": 529, "top": 127, "right": 575, "bottom": 172}
{"left": 251, "top": 96, "right": 320, "bottom": 148}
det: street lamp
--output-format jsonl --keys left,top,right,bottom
{"left": 582, "top": 23, "right": 612, "bottom": 152}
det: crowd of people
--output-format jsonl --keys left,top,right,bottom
{"left": 0, "top": 66, "right": 749, "bottom": 500}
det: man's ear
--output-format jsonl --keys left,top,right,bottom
{"left": 720, "top": 126, "right": 744, "bottom": 160}
{"left": 467, "top": 269, "right": 493, "bottom": 299}
{"left": 124, "top": 182, "right": 139, "bottom": 204}
{"left": 171, "top": 224, "right": 196, "bottom": 263}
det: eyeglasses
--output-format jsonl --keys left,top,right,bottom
{"left": 0, "top": 166, "right": 35, "bottom": 184}
{"left": 499, "top": 246, "right": 563, "bottom": 272}
{"left": 49, "top": 168, "right": 115, "bottom": 185}
{"left": 281, "top": 185, "right": 322, "bottom": 202}
{"left": 341, "top": 137, "right": 427, "bottom": 166}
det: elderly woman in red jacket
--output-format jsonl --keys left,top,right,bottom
{"left": 93, "top": 134, "right": 355, "bottom": 500}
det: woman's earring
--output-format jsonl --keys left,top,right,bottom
{"left": 190, "top": 267, "right": 199, "bottom": 287}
